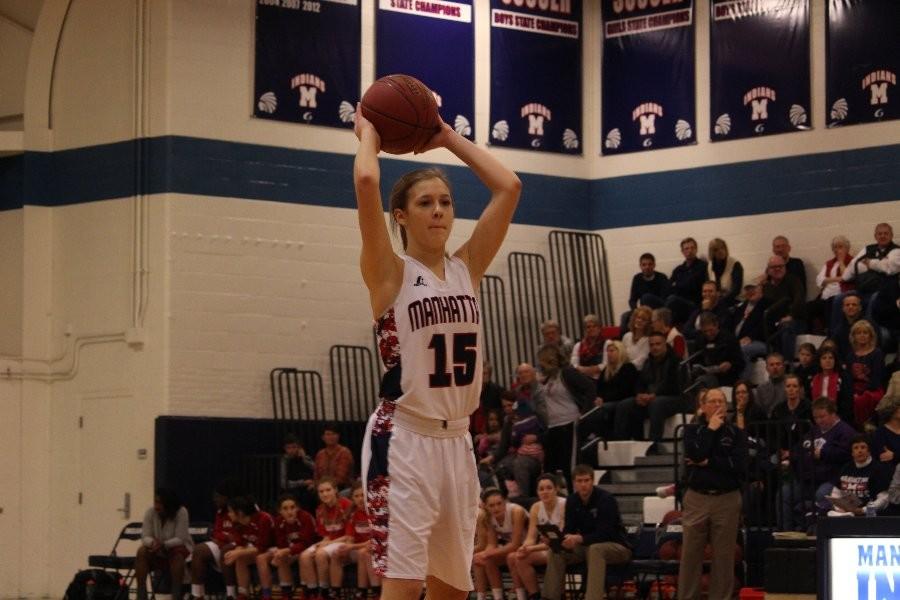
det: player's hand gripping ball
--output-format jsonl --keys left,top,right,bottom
{"left": 360, "top": 74, "right": 441, "bottom": 155}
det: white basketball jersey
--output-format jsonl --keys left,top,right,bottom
{"left": 376, "top": 255, "right": 483, "bottom": 422}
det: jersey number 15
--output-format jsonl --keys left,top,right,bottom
{"left": 428, "top": 333, "right": 477, "bottom": 387}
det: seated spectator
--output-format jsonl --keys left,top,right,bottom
{"left": 875, "top": 371, "right": 900, "bottom": 422}
{"left": 793, "top": 342, "right": 819, "bottom": 399}
{"left": 781, "top": 398, "right": 855, "bottom": 530}
{"left": 762, "top": 255, "right": 807, "bottom": 361}
{"left": 620, "top": 252, "right": 670, "bottom": 331}
{"left": 314, "top": 424, "right": 355, "bottom": 492}
{"left": 510, "top": 363, "right": 538, "bottom": 408}
{"left": 733, "top": 379, "right": 767, "bottom": 429}
{"left": 613, "top": 332, "right": 683, "bottom": 447}
{"left": 678, "top": 388, "right": 747, "bottom": 600}
{"left": 832, "top": 292, "right": 878, "bottom": 360}
{"left": 256, "top": 494, "right": 317, "bottom": 600}
{"left": 481, "top": 396, "right": 545, "bottom": 499}
{"left": 136, "top": 488, "right": 192, "bottom": 600}
{"left": 299, "top": 478, "right": 353, "bottom": 600}
{"left": 888, "top": 463, "right": 900, "bottom": 516}
{"left": 691, "top": 311, "right": 745, "bottom": 388}
{"left": 733, "top": 283, "right": 770, "bottom": 377}
{"left": 579, "top": 341, "right": 638, "bottom": 442}
{"left": 622, "top": 306, "right": 652, "bottom": 369}
{"left": 226, "top": 496, "right": 275, "bottom": 600}
{"left": 772, "top": 374, "right": 813, "bottom": 452}
{"left": 683, "top": 281, "right": 732, "bottom": 341}
{"left": 191, "top": 479, "right": 243, "bottom": 600}
{"left": 840, "top": 223, "right": 899, "bottom": 331}
{"left": 280, "top": 434, "right": 317, "bottom": 513}
{"left": 507, "top": 474, "right": 566, "bottom": 600}
{"left": 707, "top": 237, "right": 744, "bottom": 305}
{"left": 872, "top": 403, "right": 900, "bottom": 469}
{"left": 570, "top": 314, "right": 607, "bottom": 378}
{"left": 533, "top": 344, "right": 595, "bottom": 489}
{"left": 472, "top": 488, "right": 528, "bottom": 600}
{"left": 825, "top": 435, "right": 892, "bottom": 517}
{"left": 541, "top": 464, "right": 631, "bottom": 600}
{"left": 536, "top": 319, "right": 574, "bottom": 371}
{"left": 475, "top": 409, "right": 504, "bottom": 460}
{"left": 847, "top": 320, "right": 886, "bottom": 429}
{"left": 472, "top": 360, "right": 506, "bottom": 434}
{"left": 662, "top": 237, "right": 709, "bottom": 325}
{"left": 753, "top": 353, "right": 787, "bottom": 419}
{"left": 331, "top": 483, "right": 379, "bottom": 600}
{"left": 650, "top": 307, "right": 686, "bottom": 359}
{"left": 809, "top": 235, "right": 853, "bottom": 334}
{"left": 772, "top": 235, "right": 808, "bottom": 297}
{"left": 810, "top": 348, "right": 853, "bottom": 424}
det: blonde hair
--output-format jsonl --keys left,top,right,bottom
{"left": 708, "top": 237, "right": 729, "bottom": 258}
{"left": 628, "top": 306, "right": 653, "bottom": 338}
{"left": 603, "top": 340, "right": 628, "bottom": 380}
{"left": 850, "top": 320, "right": 877, "bottom": 353}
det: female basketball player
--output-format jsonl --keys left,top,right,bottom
{"left": 354, "top": 105, "right": 521, "bottom": 600}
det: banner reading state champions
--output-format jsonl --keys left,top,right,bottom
{"left": 489, "top": 0, "right": 582, "bottom": 154}
{"left": 827, "top": 0, "right": 899, "bottom": 128}
{"left": 376, "top": 0, "right": 475, "bottom": 140}
{"left": 710, "top": 0, "right": 811, "bottom": 141}
{"left": 254, "top": 0, "right": 361, "bottom": 129}
{"left": 601, "top": 0, "right": 696, "bottom": 155}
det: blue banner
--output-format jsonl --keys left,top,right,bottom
{"left": 710, "top": 0, "right": 810, "bottom": 141}
{"left": 600, "top": 0, "right": 695, "bottom": 154}
{"left": 827, "top": 0, "right": 899, "bottom": 127}
{"left": 489, "top": 0, "right": 582, "bottom": 154}
{"left": 376, "top": 0, "right": 475, "bottom": 140}
{"left": 254, "top": 0, "right": 361, "bottom": 129}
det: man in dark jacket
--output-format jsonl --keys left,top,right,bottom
{"left": 613, "top": 332, "right": 683, "bottom": 444}
{"left": 762, "top": 255, "right": 807, "bottom": 360}
{"left": 665, "top": 237, "right": 708, "bottom": 325}
{"left": 678, "top": 387, "right": 747, "bottom": 600}
{"left": 733, "top": 283, "right": 770, "bottom": 376}
{"left": 691, "top": 312, "right": 745, "bottom": 387}
{"left": 542, "top": 464, "right": 631, "bottom": 600}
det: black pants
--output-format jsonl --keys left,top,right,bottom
{"left": 544, "top": 422, "right": 577, "bottom": 490}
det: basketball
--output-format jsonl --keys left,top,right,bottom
{"left": 360, "top": 74, "right": 440, "bottom": 155}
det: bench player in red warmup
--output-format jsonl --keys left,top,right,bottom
{"left": 353, "top": 90, "right": 521, "bottom": 600}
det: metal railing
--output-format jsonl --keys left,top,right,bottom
{"left": 508, "top": 252, "right": 555, "bottom": 366}
{"left": 329, "top": 345, "right": 379, "bottom": 422}
{"left": 549, "top": 230, "right": 614, "bottom": 335}
{"left": 269, "top": 368, "right": 326, "bottom": 421}
{"left": 480, "top": 274, "right": 515, "bottom": 386}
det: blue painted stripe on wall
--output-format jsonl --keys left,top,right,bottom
{"left": 591, "top": 144, "right": 900, "bottom": 229}
{"left": 1, "top": 136, "right": 898, "bottom": 229}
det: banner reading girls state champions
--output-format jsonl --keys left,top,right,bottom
{"left": 376, "top": 0, "right": 475, "bottom": 140}
{"left": 601, "top": 0, "right": 696, "bottom": 155}
{"left": 489, "top": 0, "right": 582, "bottom": 154}
{"left": 710, "top": 0, "right": 811, "bottom": 141}
{"left": 254, "top": 0, "right": 361, "bottom": 129}
{"left": 827, "top": 0, "right": 899, "bottom": 127}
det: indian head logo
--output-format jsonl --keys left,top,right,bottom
{"left": 521, "top": 103, "right": 551, "bottom": 147}
{"left": 862, "top": 70, "right": 895, "bottom": 117}
{"left": 290, "top": 73, "right": 326, "bottom": 121}
{"left": 632, "top": 102, "right": 663, "bottom": 147}
{"left": 743, "top": 86, "right": 776, "bottom": 132}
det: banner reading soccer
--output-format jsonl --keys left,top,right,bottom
{"left": 827, "top": 0, "right": 899, "bottom": 127}
{"left": 489, "top": 0, "right": 582, "bottom": 154}
{"left": 254, "top": 0, "right": 361, "bottom": 129}
{"left": 710, "top": 0, "right": 810, "bottom": 141}
{"left": 601, "top": 0, "right": 695, "bottom": 155}
{"left": 376, "top": 0, "right": 475, "bottom": 140}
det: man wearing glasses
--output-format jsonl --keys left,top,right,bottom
{"left": 762, "top": 255, "right": 807, "bottom": 360}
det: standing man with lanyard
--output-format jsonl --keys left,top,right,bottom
{"left": 677, "top": 388, "right": 747, "bottom": 600}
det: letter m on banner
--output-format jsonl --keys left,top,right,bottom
{"left": 528, "top": 114, "right": 545, "bottom": 136}
{"left": 751, "top": 98, "right": 769, "bottom": 120}
{"left": 870, "top": 82, "right": 888, "bottom": 105}
{"left": 639, "top": 114, "right": 657, "bottom": 135}
{"left": 299, "top": 86, "right": 318, "bottom": 108}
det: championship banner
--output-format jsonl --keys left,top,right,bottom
{"left": 489, "top": 0, "right": 582, "bottom": 154}
{"left": 710, "top": 0, "right": 810, "bottom": 141}
{"left": 376, "top": 0, "right": 475, "bottom": 140}
{"left": 601, "top": 0, "right": 695, "bottom": 154}
{"left": 254, "top": 0, "right": 361, "bottom": 129}
{"left": 827, "top": 0, "right": 899, "bottom": 127}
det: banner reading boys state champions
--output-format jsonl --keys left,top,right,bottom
{"left": 490, "top": 0, "right": 582, "bottom": 154}
{"left": 376, "top": 0, "right": 475, "bottom": 140}
{"left": 601, "top": 0, "right": 696, "bottom": 154}
{"left": 710, "top": 0, "right": 810, "bottom": 141}
{"left": 254, "top": 0, "right": 360, "bottom": 129}
{"left": 827, "top": 0, "right": 899, "bottom": 128}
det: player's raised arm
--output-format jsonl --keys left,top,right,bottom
{"left": 354, "top": 107, "right": 403, "bottom": 318}
{"left": 419, "top": 123, "right": 521, "bottom": 285}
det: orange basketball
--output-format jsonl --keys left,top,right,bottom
{"left": 360, "top": 74, "right": 440, "bottom": 155}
